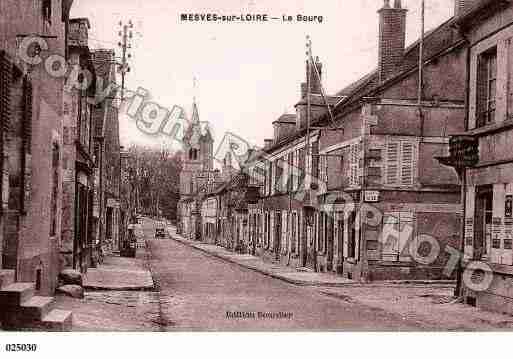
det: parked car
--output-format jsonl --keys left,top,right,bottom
{"left": 155, "top": 221, "right": 166, "bottom": 238}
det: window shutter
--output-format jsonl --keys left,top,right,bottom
{"left": 400, "top": 142, "right": 415, "bottom": 185}
{"left": 299, "top": 148, "right": 306, "bottom": 190}
{"left": 386, "top": 142, "right": 399, "bottom": 185}
{"left": 0, "top": 52, "right": 11, "bottom": 134}
{"left": 0, "top": 51, "right": 11, "bottom": 211}
{"left": 350, "top": 144, "right": 359, "bottom": 186}
{"left": 21, "top": 77, "right": 33, "bottom": 213}
{"left": 476, "top": 54, "right": 489, "bottom": 127}
{"left": 309, "top": 142, "right": 319, "bottom": 190}
{"left": 508, "top": 39, "right": 513, "bottom": 120}
{"left": 268, "top": 161, "right": 273, "bottom": 196}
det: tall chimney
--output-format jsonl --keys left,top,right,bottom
{"left": 300, "top": 57, "right": 323, "bottom": 99}
{"left": 378, "top": 0, "right": 407, "bottom": 83}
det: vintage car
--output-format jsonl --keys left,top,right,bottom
{"left": 155, "top": 221, "right": 166, "bottom": 238}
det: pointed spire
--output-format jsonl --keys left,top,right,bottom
{"left": 191, "top": 99, "right": 200, "bottom": 124}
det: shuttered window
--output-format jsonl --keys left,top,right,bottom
{"left": 0, "top": 52, "right": 11, "bottom": 211}
{"left": 401, "top": 142, "right": 414, "bottom": 185}
{"left": 0, "top": 51, "right": 11, "bottom": 136}
{"left": 386, "top": 142, "right": 399, "bottom": 185}
{"left": 476, "top": 47, "right": 497, "bottom": 128}
{"left": 21, "top": 77, "right": 33, "bottom": 213}
{"left": 298, "top": 147, "right": 306, "bottom": 190}
{"left": 311, "top": 141, "right": 319, "bottom": 180}
{"left": 349, "top": 143, "right": 360, "bottom": 186}
{"left": 386, "top": 141, "right": 417, "bottom": 186}
{"left": 508, "top": 39, "right": 513, "bottom": 120}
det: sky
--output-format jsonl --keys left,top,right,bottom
{"left": 70, "top": 0, "right": 454, "bottom": 152}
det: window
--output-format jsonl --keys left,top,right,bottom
{"left": 274, "top": 159, "right": 284, "bottom": 194}
{"left": 42, "top": 0, "right": 52, "bottom": 23}
{"left": 297, "top": 148, "right": 306, "bottom": 190}
{"left": 386, "top": 141, "right": 417, "bottom": 186}
{"left": 49, "top": 144, "right": 59, "bottom": 236}
{"left": 319, "top": 153, "right": 328, "bottom": 184}
{"left": 476, "top": 48, "right": 497, "bottom": 127}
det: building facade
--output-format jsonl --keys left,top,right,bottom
{"left": 0, "top": 0, "right": 76, "bottom": 330}
{"left": 244, "top": 0, "right": 467, "bottom": 282}
{"left": 454, "top": 0, "right": 513, "bottom": 314}
{"left": 60, "top": 18, "right": 97, "bottom": 273}
{"left": 0, "top": 0, "right": 70, "bottom": 295}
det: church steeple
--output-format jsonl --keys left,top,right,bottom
{"left": 182, "top": 97, "right": 214, "bottom": 171}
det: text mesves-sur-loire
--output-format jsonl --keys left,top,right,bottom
{"left": 180, "top": 13, "right": 324, "bottom": 23}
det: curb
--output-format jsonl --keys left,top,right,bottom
{"left": 83, "top": 246, "right": 156, "bottom": 292}
{"left": 167, "top": 231, "right": 455, "bottom": 289}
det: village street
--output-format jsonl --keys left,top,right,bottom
{"left": 139, "top": 218, "right": 513, "bottom": 331}
{"left": 143, "top": 218, "right": 421, "bottom": 331}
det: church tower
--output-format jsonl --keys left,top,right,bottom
{"left": 179, "top": 99, "right": 214, "bottom": 198}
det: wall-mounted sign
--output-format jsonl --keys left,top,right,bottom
{"left": 505, "top": 195, "right": 513, "bottom": 218}
{"left": 364, "top": 190, "right": 379, "bottom": 203}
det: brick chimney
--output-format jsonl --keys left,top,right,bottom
{"left": 300, "top": 56, "right": 322, "bottom": 99}
{"left": 378, "top": 0, "right": 407, "bottom": 83}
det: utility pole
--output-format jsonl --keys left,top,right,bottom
{"left": 418, "top": 0, "right": 425, "bottom": 139}
{"left": 117, "top": 20, "right": 134, "bottom": 102}
{"left": 305, "top": 35, "right": 317, "bottom": 271}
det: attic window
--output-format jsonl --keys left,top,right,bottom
{"left": 42, "top": 0, "right": 52, "bottom": 24}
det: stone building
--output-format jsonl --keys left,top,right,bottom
{"left": 312, "top": 0, "right": 466, "bottom": 281}
{"left": 245, "top": 0, "right": 467, "bottom": 282}
{"left": 451, "top": 0, "right": 513, "bottom": 314}
{"left": 0, "top": 0, "right": 75, "bottom": 330}
{"left": 91, "top": 49, "right": 121, "bottom": 258}
{"left": 0, "top": 0, "right": 69, "bottom": 295}
{"left": 60, "top": 18, "right": 97, "bottom": 273}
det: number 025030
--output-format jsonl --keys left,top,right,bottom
{"left": 5, "top": 344, "right": 38, "bottom": 352}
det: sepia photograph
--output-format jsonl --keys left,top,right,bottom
{"left": 1, "top": 0, "right": 513, "bottom": 356}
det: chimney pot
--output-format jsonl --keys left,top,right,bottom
{"left": 394, "top": 0, "right": 402, "bottom": 8}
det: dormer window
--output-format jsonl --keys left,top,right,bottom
{"left": 43, "top": 0, "right": 52, "bottom": 24}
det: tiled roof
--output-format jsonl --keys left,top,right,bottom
{"left": 273, "top": 114, "right": 296, "bottom": 124}
{"left": 295, "top": 94, "right": 344, "bottom": 107}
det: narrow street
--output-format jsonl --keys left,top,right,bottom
{"left": 141, "top": 218, "right": 427, "bottom": 331}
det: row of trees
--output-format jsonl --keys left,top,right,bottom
{"left": 126, "top": 145, "right": 182, "bottom": 221}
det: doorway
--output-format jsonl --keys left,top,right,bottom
{"left": 337, "top": 216, "right": 344, "bottom": 274}
{"left": 474, "top": 185, "right": 493, "bottom": 260}
{"left": 327, "top": 215, "right": 334, "bottom": 271}
{"left": 274, "top": 211, "right": 281, "bottom": 259}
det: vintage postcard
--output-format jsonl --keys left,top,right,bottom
{"left": 1, "top": 0, "right": 513, "bottom": 356}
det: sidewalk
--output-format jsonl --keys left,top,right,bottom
{"left": 83, "top": 248, "right": 154, "bottom": 291}
{"left": 167, "top": 226, "right": 456, "bottom": 288}
{"left": 168, "top": 226, "right": 358, "bottom": 287}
